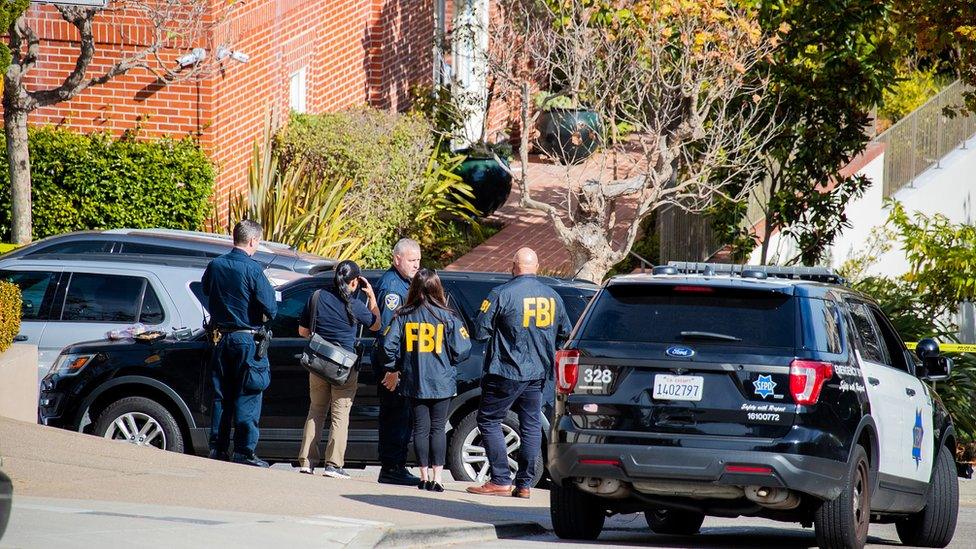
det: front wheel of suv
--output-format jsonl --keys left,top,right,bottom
{"left": 551, "top": 482, "right": 605, "bottom": 540}
{"left": 447, "top": 410, "right": 544, "bottom": 487}
{"left": 645, "top": 508, "right": 705, "bottom": 535}
{"left": 93, "top": 396, "right": 184, "bottom": 453}
{"left": 814, "top": 444, "right": 870, "bottom": 549}
{"left": 895, "top": 445, "right": 959, "bottom": 548}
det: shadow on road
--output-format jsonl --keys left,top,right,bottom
{"left": 343, "top": 492, "right": 548, "bottom": 525}
{"left": 575, "top": 525, "right": 899, "bottom": 548}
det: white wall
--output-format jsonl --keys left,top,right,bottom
{"left": 751, "top": 135, "right": 976, "bottom": 278}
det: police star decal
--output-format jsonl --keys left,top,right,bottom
{"left": 753, "top": 375, "right": 780, "bottom": 399}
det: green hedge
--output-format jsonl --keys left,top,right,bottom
{"left": 276, "top": 110, "right": 434, "bottom": 267}
{"left": 0, "top": 127, "right": 215, "bottom": 241}
{"left": 0, "top": 281, "right": 20, "bottom": 353}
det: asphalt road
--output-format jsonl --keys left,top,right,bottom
{"left": 470, "top": 505, "right": 976, "bottom": 548}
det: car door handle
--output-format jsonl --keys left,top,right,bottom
{"left": 906, "top": 388, "right": 916, "bottom": 397}
{"left": 867, "top": 377, "right": 880, "bottom": 386}
{"left": 13, "top": 334, "right": 28, "bottom": 342}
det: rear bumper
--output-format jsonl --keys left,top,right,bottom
{"left": 549, "top": 442, "right": 848, "bottom": 501}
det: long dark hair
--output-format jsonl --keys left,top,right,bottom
{"left": 333, "top": 260, "right": 362, "bottom": 324}
{"left": 398, "top": 268, "right": 453, "bottom": 322}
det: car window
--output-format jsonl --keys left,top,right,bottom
{"left": 802, "top": 298, "right": 844, "bottom": 354}
{"left": 267, "top": 286, "right": 316, "bottom": 338}
{"left": 62, "top": 273, "right": 148, "bottom": 323}
{"left": 579, "top": 284, "right": 796, "bottom": 348}
{"left": 869, "top": 306, "right": 911, "bottom": 372}
{"left": 554, "top": 287, "right": 595, "bottom": 323}
{"left": 0, "top": 270, "right": 58, "bottom": 320}
{"left": 140, "top": 284, "right": 165, "bottom": 325}
{"left": 25, "top": 240, "right": 113, "bottom": 255}
{"left": 451, "top": 280, "right": 503, "bottom": 321}
{"left": 121, "top": 242, "right": 212, "bottom": 257}
{"left": 847, "top": 301, "right": 890, "bottom": 365}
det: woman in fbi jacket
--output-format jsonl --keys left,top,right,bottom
{"left": 381, "top": 268, "right": 471, "bottom": 492}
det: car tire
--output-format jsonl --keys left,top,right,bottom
{"left": 895, "top": 445, "right": 959, "bottom": 548}
{"left": 447, "top": 409, "right": 544, "bottom": 487}
{"left": 551, "top": 482, "right": 605, "bottom": 540}
{"left": 814, "top": 444, "right": 870, "bottom": 549}
{"left": 644, "top": 508, "right": 705, "bottom": 535}
{"left": 93, "top": 396, "right": 184, "bottom": 453}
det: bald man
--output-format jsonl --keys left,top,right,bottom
{"left": 467, "top": 247, "right": 572, "bottom": 498}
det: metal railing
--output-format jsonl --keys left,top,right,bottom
{"left": 874, "top": 80, "right": 976, "bottom": 198}
{"left": 657, "top": 205, "right": 725, "bottom": 263}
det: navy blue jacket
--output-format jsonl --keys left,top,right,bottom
{"left": 299, "top": 289, "right": 376, "bottom": 353}
{"left": 474, "top": 275, "right": 571, "bottom": 381}
{"left": 375, "top": 267, "right": 411, "bottom": 329}
{"left": 201, "top": 248, "right": 277, "bottom": 330}
{"left": 382, "top": 305, "right": 471, "bottom": 399}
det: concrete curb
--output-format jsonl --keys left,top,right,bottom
{"left": 348, "top": 520, "right": 548, "bottom": 548}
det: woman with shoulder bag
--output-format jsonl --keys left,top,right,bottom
{"left": 381, "top": 269, "right": 471, "bottom": 492}
{"left": 297, "top": 260, "right": 380, "bottom": 478}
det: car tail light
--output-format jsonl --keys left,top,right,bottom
{"left": 555, "top": 349, "right": 580, "bottom": 394}
{"left": 580, "top": 458, "right": 621, "bottom": 467}
{"left": 725, "top": 464, "right": 773, "bottom": 474}
{"left": 790, "top": 359, "right": 834, "bottom": 405}
{"left": 672, "top": 285, "right": 715, "bottom": 294}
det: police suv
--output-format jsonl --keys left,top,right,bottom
{"left": 548, "top": 263, "right": 959, "bottom": 549}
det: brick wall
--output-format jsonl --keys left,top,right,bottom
{"left": 5, "top": 0, "right": 434, "bottom": 229}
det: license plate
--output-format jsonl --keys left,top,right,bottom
{"left": 653, "top": 375, "right": 704, "bottom": 401}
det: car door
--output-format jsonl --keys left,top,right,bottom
{"left": 45, "top": 271, "right": 170, "bottom": 370}
{"left": 846, "top": 300, "right": 907, "bottom": 481}
{"left": 0, "top": 269, "right": 63, "bottom": 381}
{"left": 868, "top": 304, "right": 934, "bottom": 485}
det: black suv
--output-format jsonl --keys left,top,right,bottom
{"left": 39, "top": 271, "right": 596, "bottom": 486}
{"left": 0, "top": 229, "right": 334, "bottom": 274}
{"left": 549, "top": 263, "right": 958, "bottom": 549}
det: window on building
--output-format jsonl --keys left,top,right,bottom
{"left": 289, "top": 67, "right": 307, "bottom": 113}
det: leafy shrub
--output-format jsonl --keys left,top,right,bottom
{"left": 878, "top": 67, "right": 943, "bottom": 129}
{"left": 0, "top": 281, "right": 21, "bottom": 353}
{"left": 0, "top": 127, "right": 214, "bottom": 241}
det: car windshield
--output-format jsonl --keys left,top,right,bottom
{"left": 579, "top": 283, "right": 796, "bottom": 348}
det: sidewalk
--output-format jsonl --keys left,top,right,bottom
{"left": 0, "top": 417, "right": 547, "bottom": 548}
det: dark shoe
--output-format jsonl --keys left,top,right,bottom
{"left": 430, "top": 482, "right": 445, "bottom": 493}
{"left": 231, "top": 453, "right": 270, "bottom": 468}
{"left": 378, "top": 466, "right": 421, "bottom": 486}
{"left": 208, "top": 449, "right": 230, "bottom": 461}
{"left": 466, "top": 482, "right": 514, "bottom": 496}
{"left": 418, "top": 480, "right": 431, "bottom": 490}
{"left": 512, "top": 487, "right": 531, "bottom": 499}
{"left": 322, "top": 465, "right": 351, "bottom": 479}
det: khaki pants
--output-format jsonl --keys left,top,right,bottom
{"left": 297, "top": 370, "right": 358, "bottom": 468}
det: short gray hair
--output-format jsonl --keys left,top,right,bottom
{"left": 392, "top": 238, "right": 420, "bottom": 257}
{"left": 233, "top": 220, "right": 263, "bottom": 246}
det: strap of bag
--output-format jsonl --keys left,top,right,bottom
{"left": 309, "top": 289, "right": 321, "bottom": 335}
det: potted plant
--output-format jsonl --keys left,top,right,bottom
{"left": 455, "top": 139, "right": 514, "bottom": 217}
{"left": 534, "top": 92, "right": 602, "bottom": 165}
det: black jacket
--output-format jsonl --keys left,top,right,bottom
{"left": 382, "top": 305, "right": 472, "bottom": 399}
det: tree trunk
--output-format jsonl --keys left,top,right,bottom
{"left": 3, "top": 102, "right": 31, "bottom": 245}
{"left": 759, "top": 175, "right": 779, "bottom": 265}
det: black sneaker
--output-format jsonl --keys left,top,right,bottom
{"left": 208, "top": 449, "right": 230, "bottom": 461}
{"left": 231, "top": 453, "right": 270, "bottom": 468}
{"left": 322, "top": 465, "right": 351, "bottom": 479}
{"left": 378, "top": 466, "right": 421, "bottom": 486}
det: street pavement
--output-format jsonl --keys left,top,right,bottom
{"left": 1, "top": 416, "right": 975, "bottom": 548}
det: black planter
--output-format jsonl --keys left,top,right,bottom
{"left": 536, "top": 108, "right": 602, "bottom": 164}
{"left": 455, "top": 154, "right": 513, "bottom": 217}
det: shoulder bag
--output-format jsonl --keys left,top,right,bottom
{"left": 300, "top": 290, "right": 359, "bottom": 386}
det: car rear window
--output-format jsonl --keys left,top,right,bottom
{"left": 579, "top": 284, "right": 796, "bottom": 348}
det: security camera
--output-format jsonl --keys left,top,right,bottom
{"left": 176, "top": 48, "right": 207, "bottom": 67}
{"left": 230, "top": 50, "right": 250, "bottom": 63}
{"left": 215, "top": 46, "right": 231, "bottom": 61}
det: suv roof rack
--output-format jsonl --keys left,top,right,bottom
{"left": 665, "top": 261, "right": 846, "bottom": 284}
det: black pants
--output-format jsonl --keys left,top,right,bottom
{"left": 410, "top": 397, "right": 451, "bottom": 467}
{"left": 377, "top": 380, "right": 413, "bottom": 468}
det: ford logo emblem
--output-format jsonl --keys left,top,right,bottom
{"left": 666, "top": 346, "right": 695, "bottom": 358}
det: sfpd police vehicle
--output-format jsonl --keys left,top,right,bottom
{"left": 548, "top": 263, "right": 959, "bottom": 549}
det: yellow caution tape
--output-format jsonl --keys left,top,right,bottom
{"left": 905, "top": 342, "right": 976, "bottom": 354}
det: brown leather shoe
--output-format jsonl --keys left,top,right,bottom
{"left": 512, "top": 487, "right": 531, "bottom": 499}
{"left": 466, "top": 482, "right": 514, "bottom": 496}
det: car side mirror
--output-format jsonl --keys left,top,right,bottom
{"left": 915, "top": 338, "right": 940, "bottom": 360}
{"left": 919, "top": 356, "right": 952, "bottom": 382}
